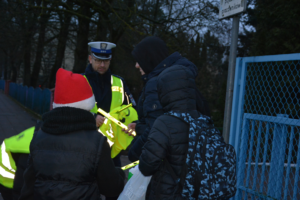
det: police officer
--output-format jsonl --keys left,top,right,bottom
{"left": 83, "top": 42, "right": 136, "bottom": 200}
{"left": 83, "top": 41, "right": 136, "bottom": 166}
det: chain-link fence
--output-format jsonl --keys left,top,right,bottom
{"left": 230, "top": 54, "right": 300, "bottom": 200}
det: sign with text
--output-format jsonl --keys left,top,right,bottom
{"left": 219, "top": 0, "right": 247, "bottom": 19}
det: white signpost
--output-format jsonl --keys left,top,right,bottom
{"left": 220, "top": 0, "right": 247, "bottom": 144}
{"left": 219, "top": 0, "right": 247, "bottom": 19}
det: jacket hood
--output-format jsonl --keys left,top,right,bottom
{"left": 143, "top": 52, "right": 198, "bottom": 83}
{"left": 157, "top": 65, "right": 197, "bottom": 112}
{"left": 131, "top": 36, "right": 169, "bottom": 75}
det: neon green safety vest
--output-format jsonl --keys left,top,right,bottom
{"left": 84, "top": 75, "right": 138, "bottom": 158}
{"left": 84, "top": 75, "right": 124, "bottom": 113}
{"left": 0, "top": 126, "right": 35, "bottom": 188}
{"left": 100, "top": 105, "right": 138, "bottom": 158}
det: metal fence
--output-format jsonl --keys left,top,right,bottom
{"left": 9, "top": 82, "right": 52, "bottom": 115}
{"left": 230, "top": 53, "right": 300, "bottom": 200}
{"left": 0, "top": 79, "right": 5, "bottom": 91}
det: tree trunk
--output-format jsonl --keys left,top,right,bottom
{"left": 30, "top": 2, "right": 50, "bottom": 87}
{"left": 95, "top": 13, "right": 108, "bottom": 41}
{"left": 48, "top": 0, "right": 73, "bottom": 88}
{"left": 4, "top": 54, "right": 8, "bottom": 80}
{"left": 9, "top": 50, "right": 17, "bottom": 82}
{"left": 72, "top": 4, "right": 91, "bottom": 73}
{"left": 22, "top": 0, "right": 39, "bottom": 86}
{"left": 23, "top": 33, "right": 32, "bottom": 86}
{"left": 151, "top": 0, "right": 160, "bottom": 35}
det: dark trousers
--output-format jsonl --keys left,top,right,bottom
{"left": 0, "top": 184, "right": 13, "bottom": 200}
{"left": 105, "top": 153, "right": 122, "bottom": 200}
{"left": 112, "top": 153, "right": 121, "bottom": 167}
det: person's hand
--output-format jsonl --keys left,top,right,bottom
{"left": 95, "top": 115, "right": 105, "bottom": 127}
{"left": 122, "top": 123, "right": 136, "bottom": 136}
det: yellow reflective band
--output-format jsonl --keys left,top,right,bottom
{"left": 111, "top": 86, "right": 123, "bottom": 93}
{"left": 120, "top": 79, "right": 124, "bottom": 103}
{"left": 1, "top": 142, "right": 15, "bottom": 173}
{"left": 121, "top": 160, "right": 139, "bottom": 170}
{"left": 0, "top": 165, "right": 15, "bottom": 179}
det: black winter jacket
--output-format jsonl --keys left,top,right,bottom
{"left": 128, "top": 52, "right": 198, "bottom": 162}
{"left": 139, "top": 65, "right": 199, "bottom": 199}
{"left": 19, "top": 107, "right": 125, "bottom": 200}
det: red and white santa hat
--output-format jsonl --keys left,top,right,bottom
{"left": 53, "top": 68, "right": 95, "bottom": 111}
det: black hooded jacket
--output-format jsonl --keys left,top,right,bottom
{"left": 19, "top": 107, "right": 125, "bottom": 200}
{"left": 139, "top": 65, "right": 198, "bottom": 199}
{"left": 128, "top": 36, "right": 198, "bottom": 162}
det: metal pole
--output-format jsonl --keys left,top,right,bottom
{"left": 222, "top": 15, "right": 240, "bottom": 143}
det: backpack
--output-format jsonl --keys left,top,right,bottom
{"left": 165, "top": 111, "right": 237, "bottom": 200}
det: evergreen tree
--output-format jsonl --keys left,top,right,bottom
{"left": 239, "top": 0, "right": 300, "bottom": 56}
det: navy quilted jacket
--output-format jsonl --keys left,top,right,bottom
{"left": 128, "top": 52, "right": 198, "bottom": 162}
{"left": 139, "top": 65, "right": 199, "bottom": 199}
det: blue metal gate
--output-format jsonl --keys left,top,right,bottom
{"left": 229, "top": 53, "right": 300, "bottom": 200}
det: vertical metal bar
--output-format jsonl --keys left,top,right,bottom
{"left": 245, "top": 120, "right": 256, "bottom": 198}
{"left": 236, "top": 117, "right": 250, "bottom": 200}
{"left": 260, "top": 122, "right": 270, "bottom": 194}
{"left": 283, "top": 126, "right": 294, "bottom": 200}
{"left": 275, "top": 125, "right": 288, "bottom": 199}
{"left": 252, "top": 121, "right": 263, "bottom": 200}
{"left": 223, "top": 15, "right": 240, "bottom": 144}
{"left": 292, "top": 131, "right": 300, "bottom": 200}
{"left": 267, "top": 124, "right": 280, "bottom": 198}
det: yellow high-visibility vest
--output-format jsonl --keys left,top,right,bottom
{"left": 100, "top": 105, "right": 138, "bottom": 158}
{"left": 84, "top": 75, "right": 124, "bottom": 113}
{"left": 83, "top": 74, "right": 138, "bottom": 158}
{"left": 0, "top": 127, "right": 35, "bottom": 188}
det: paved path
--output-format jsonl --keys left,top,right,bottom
{"left": 0, "top": 91, "right": 38, "bottom": 199}
{"left": 0, "top": 90, "right": 38, "bottom": 145}
{"left": 0, "top": 90, "right": 132, "bottom": 199}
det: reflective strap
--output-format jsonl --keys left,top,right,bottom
{"left": 110, "top": 76, "right": 124, "bottom": 109}
{"left": 1, "top": 142, "right": 15, "bottom": 173}
{"left": 111, "top": 86, "right": 123, "bottom": 93}
{"left": 0, "top": 165, "right": 14, "bottom": 179}
{"left": 120, "top": 79, "right": 124, "bottom": 103}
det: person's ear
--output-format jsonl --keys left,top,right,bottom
{"left": 88, "top": 55, "right": 92, "bottom": 64}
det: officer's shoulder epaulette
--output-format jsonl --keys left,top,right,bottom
{"left": 111, "top": 74, "right": 125, "bottom": 81}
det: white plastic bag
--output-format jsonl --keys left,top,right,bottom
{"left": 118, "top": 165, "right": 152, "bottom": 200}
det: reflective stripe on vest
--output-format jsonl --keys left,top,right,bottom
{"left": 0, "top": 141, "right": 15, "bottom": 188}
{"left": 0, "top": 126, "right": 35, "bottom": 188}
{"left": 1, "top": 142, "right": 15, "bottom": 173}
{"left": 0, "top": 164, "right": 14, "bottom": 188}
{"left": 110, "top": 75, "right": 124, "bottom": 111}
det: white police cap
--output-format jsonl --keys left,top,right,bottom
{"left": 88, "top": 41, "right": 116, "bottom": 60}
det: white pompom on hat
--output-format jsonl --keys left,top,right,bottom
{"left": 53, "top": 68, "right": 95, "bottom": 111}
